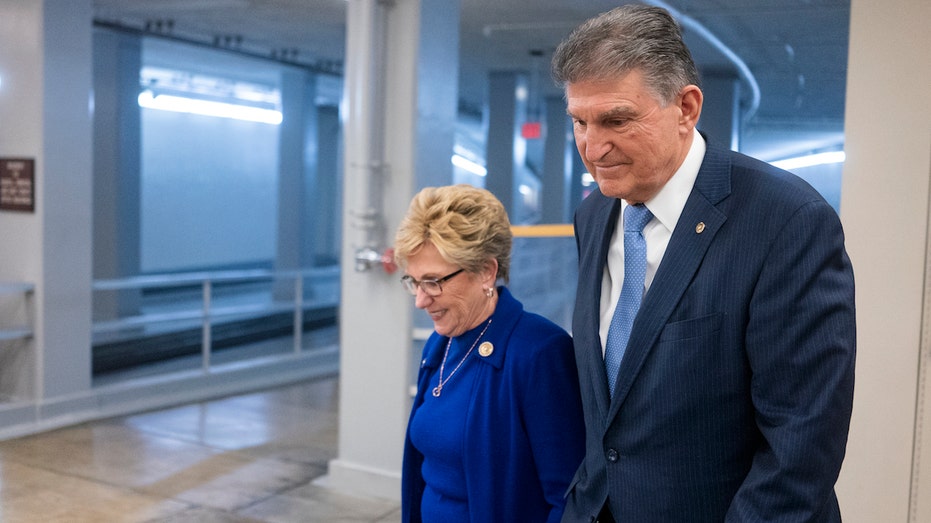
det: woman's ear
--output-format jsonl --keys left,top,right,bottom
{"left": 483, "top": 258, "right": 499, "bottom": 286}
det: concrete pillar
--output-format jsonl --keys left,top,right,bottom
{"left": 309, "top": 104, "right": 341, "bottom": 266}
{"left": 325, "top": 0, "right": 460, "bottom": 500}
{"left": 542, "top": 95, "right": 570, "bottom": 223}
{"left": 412, "top": 1, "right": 458, "bottom": 190}
{"left": 277, "top": 69, "right": 314, "bottom": 273}
{"left": 0, "top": 0, "right": 94, "bottom": 414}
{"left": 835, "top": 0, "right": 931, "bottom": 520}
{"left": 92, "top": 27, "right": 142, "bottom": 320}
{"left": 699, "top": 70, "right": 741, "bottom": 150}
{"left": 485, "top": 71, "right": 527, "bottom": 219}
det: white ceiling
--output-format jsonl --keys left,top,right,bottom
{"left": 92, "top": 0, "right": 851, "bottom": 161}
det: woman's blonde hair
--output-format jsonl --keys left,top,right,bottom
{"left": 394, "top": 184, "right": 512, "bottom": 282}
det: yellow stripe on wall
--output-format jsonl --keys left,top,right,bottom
{"left": 510, "top": 224, "right": 575, "bottom": 238}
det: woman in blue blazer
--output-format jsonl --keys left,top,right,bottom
{"left": 394, "top": 185, "right": 585, "bottom": 523}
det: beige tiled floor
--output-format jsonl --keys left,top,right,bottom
{"left": 0, "top": 375, "right": 402, "bottom": 522}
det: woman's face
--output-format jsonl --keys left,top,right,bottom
{"left": 403, "top": 241, "right": 494, "bottom": 338}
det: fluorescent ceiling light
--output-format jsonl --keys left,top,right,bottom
{"left": 451, "top": 153, "right": 487, "bottom": 177}
{"left": 138, "top": 90, "right": 282, "bottom": 125}
{"left": 771, "top": 151, "right": 845, "bottom": 170}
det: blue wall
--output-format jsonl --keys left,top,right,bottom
{"left": 140, "top": 109, "right": 279, "bottom": 272}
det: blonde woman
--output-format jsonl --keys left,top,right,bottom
{"left": 394, "top": 185, "right": 584, "bottom": 522}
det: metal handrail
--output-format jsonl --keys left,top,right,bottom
{"left": 92, "top": 267, "right": 335, "bottom": 291}
{"left": 92, "top": 266, "right": 339, "bottom": 372}
{"left": 0, "top": 282, "right": 34, "bottom": 342}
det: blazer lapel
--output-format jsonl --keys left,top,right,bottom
{"left": 575, "top": 193, "right": 622, "bottom": 422}
{"left": 607, "top": 144, "right": 732, "bottom": 419}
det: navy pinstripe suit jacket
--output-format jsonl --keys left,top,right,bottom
{"left": 563, "top": 139, "right": 856, "bottom": 522}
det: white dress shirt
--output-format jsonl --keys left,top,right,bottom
{"left": 598, "top": 131, "right": 706, "bottom": 354}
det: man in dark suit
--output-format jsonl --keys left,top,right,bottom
{"left": 551, "top": 5, "right": 856, "bottom": 522}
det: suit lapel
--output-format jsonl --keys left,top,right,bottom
{"left": 575, "top": 193, "right": 621, "bottom": 422}
{"left": 606, "top": 144, "right": 732, "bottom": 420}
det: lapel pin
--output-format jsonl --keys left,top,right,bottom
{"left": 479, "top": 342, "right": 494, "bottom": 357}
{"left": 695, "top": 222, "right": 706, "bottom": 234}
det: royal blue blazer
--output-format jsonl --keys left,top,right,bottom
{"left": 563, "top": 139, "right": 856, "bottom": 522}
{"left": 402, "top": 286, "right": 585, "bottom": 523}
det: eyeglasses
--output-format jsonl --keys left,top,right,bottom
{"left": 400, "top": 268, "right": 464, "bottom": 296}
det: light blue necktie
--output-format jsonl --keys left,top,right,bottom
{"left": 605, "top": 203, "right": 653, "bottom": 397}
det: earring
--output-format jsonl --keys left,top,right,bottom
{"left": 485, "top": 287, "right": 494, "bottom": 297}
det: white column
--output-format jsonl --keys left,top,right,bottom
{"left": 836, "top": 0, "right": 931, "bottom": 521}
{"left": 276, "top": 69, "right": 314, "bottom": 274}
{"left": 0, "top": 0, "right": 94, "bottom": 415}
{"left": 542, "top": 95, "right": 570, "bottom": 223}
{"left": 92, "top": 28, "right": 142, "bottom": 319}
{"left": 699, "top": 71, "right": 741, "bottom": 151}
{"left": 323, "top": 0, "right": 460, "bottom": 500}
{"left": 484, "top": 71, "right": 524, "bottom": 216}
{"left": 275, "top": 68, "right": 316, "bottom": 305}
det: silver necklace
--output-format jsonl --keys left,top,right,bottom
{"left": 432, "top": 318, "right": 492, "bottom": 397}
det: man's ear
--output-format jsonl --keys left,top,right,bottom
{"left": 678, "top": 84, "right": 703, "bottom": 131}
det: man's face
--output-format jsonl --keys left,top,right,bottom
{"left": 566, "top": 69, "right": 695, "bottom": 203}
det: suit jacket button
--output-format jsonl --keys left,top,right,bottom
{"left": 606, "top": 448, "right": 619, "bottom": 462}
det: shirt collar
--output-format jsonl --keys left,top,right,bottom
{"left": 640, "top": 130, "right": 705, "bottom": 234}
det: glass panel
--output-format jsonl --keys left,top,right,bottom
{"left": 509, "top": 235, "right": 576, "bottom": 333}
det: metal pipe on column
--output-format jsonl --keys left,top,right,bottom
{"left": 345, "top": 0, "right": 394, "bottom": 273}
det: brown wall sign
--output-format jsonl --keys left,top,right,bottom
{"left": 0, "top": 158, "right": 35, "bottom": 212}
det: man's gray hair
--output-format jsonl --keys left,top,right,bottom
{"left": 551, "top": 4, "right": 701, "bottom": 106}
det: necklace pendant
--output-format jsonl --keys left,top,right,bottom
{"left": 431, "top": 319, "right": 491, "bottom": 400}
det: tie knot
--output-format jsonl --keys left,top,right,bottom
{"left": 624, "top": 204, "right": 653, "bottom": 232}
